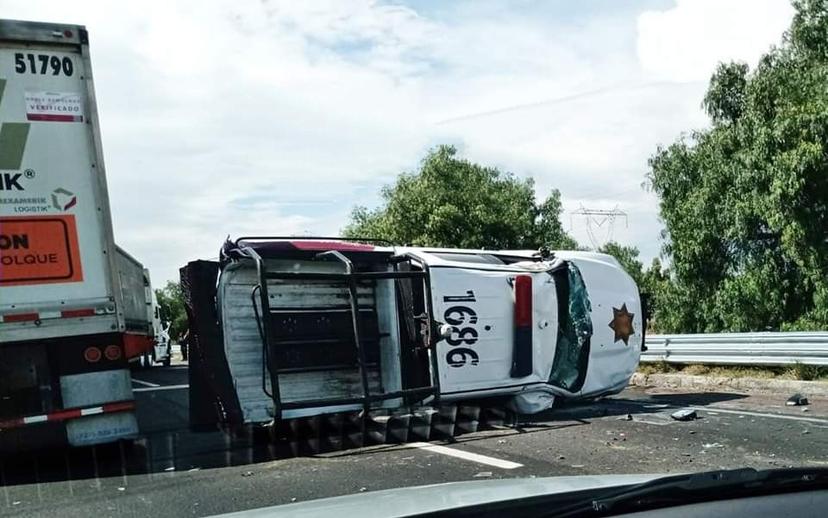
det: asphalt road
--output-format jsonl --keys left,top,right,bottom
{"left": 2, "top": 364, "right": 827, "bottom": 517}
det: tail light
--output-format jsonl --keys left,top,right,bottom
{"left": 104, "top": 345, "right": 122, "bottom": 361}
{"left": 512, "top": 275, "right": 533, "bottom": 377}
{"left": 84, "top": 347, "right": 102, "bottom": 363}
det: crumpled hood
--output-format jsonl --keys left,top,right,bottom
{"left": 214, "top": 474, "right": 660, "bottom": 517}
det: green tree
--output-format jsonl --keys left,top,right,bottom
{"left": 155, "top": 281, "right": 188, "bottom": 341}
{"left": 647, "top": 0, "right": 828, "bottom": 332}
{"left": 343, "top": 145, "right": 577, "bottom": 250}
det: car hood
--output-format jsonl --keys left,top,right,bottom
{"left": 214, "top": 474, "right": 661, "bottom": 517}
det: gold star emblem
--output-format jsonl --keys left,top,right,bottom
{"left": 608, "top": 303, "right": 635, "bottom": 345}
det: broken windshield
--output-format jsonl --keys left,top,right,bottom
{"left": 548, "top": 262, "right": 593, "bottom": 392}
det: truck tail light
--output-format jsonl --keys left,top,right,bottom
{"left": 512, "top": 275, "right": 533, "bottom": 377}
{"left": 104, "top": 345, "right": 122, "bottom": 361}
{"left": 84, "top": 347, "right": 102, "bottom": 363}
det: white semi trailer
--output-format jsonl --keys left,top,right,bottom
{"left": 0, "top": 20, "right": 155, "bottom": 450}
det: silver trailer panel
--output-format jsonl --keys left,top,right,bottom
{"left": 0, "top": 20, "right": 126, "bottom": 342}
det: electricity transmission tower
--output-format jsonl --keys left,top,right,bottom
{"left": 570, "top": 205, "right": 628, "bottom": 248}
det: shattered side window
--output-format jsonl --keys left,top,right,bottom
{"left": 548, "top": 262, "right": 593, "bottom": 392}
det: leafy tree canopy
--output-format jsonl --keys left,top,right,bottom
{"left": 344, "top": 145, "right": 577, "bottom": 250}
{"left": 648, "top": 0, "right": 828, "bottom": 332}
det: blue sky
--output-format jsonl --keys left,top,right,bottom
{"left": 4, "top": 0, "right": 796, "bottom": 284}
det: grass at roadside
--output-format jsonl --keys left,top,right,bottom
{"left": 638, "top": 361, "right": 828, "bottom": 381}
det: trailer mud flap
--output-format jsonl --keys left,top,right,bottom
{"left": 181, "top": 260, "right": 243, "bottom": 428}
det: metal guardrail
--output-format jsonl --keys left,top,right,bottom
{"left": 641, "top": 332, "right": 828, "bottom": 366}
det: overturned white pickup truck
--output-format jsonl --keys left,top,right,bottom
{"left": 182, "top": 238, "right": 643, "bottom": 445}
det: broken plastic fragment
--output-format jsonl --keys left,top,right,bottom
{"left": 671, "top": 409, "right": 697, "bottom": 421}
{"left": 786, "top": 393, "right": 809, "bottom": 406}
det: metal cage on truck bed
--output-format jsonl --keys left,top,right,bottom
{"left": 182, "top": 237, "right": 441, "bottom": 428}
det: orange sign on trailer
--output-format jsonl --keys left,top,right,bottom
{"left": 0, "top": 215, "right": 83, "bottom": 286}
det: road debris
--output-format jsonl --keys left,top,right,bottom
{"left": 671, "top": 409, "right": 697, "bottom": 421}
{"left": 702, "top": 442, "right": 724, "bottom": 449}
{"left": 617, "top": 414, "right": 633, "bottom": 421}
{"left": 242, "top": 471, "right": 254, "bottom": 477}
{"left": 786, "top": 394, "right": 809, "bottom": 406}
{"left": 474, "top": 471, "right": 493, "bottom": 478}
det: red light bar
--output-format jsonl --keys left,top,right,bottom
{"left": 290, "top": 240, "right": 375, "bottom": 252}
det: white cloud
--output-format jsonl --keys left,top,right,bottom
{"left": 2, "top": 0, "right": 796, "bottom": 282}
{"left": 637, "top": 0, "right": 795, "bottom": 82}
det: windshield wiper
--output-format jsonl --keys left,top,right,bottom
{"left": 553, "top": 467, "right": 828, "bottom": 517}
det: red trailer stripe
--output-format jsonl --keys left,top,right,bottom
{"left": 60, "top": 308, "right": 96, "bottom": 318}
{"left": 0, "top": 400, "right": 135, "bottom": 431}
{"left": 2, "top": 308, "right": 98, "bottom": 323}
{"left": 2, "top": 312, "right": 39, "bottom": 323}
